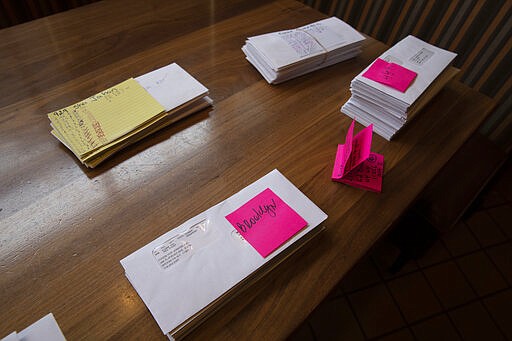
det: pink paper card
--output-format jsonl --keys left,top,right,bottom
{"left": 332, "top": 121, "right": 373, "bottom": 179}
{"left": 338, "top": 152, "right": 384, "bottom": 192}
{"left": 345, "top": 123, "right": 372, "bottom": 172}
{"left": 332, "top": 121, "right": 384, "bottom": 192}
{"left": 225, "top": 188, "right": 308, "bottom": 257}
{"left": 362, "top": 58, "right": 417, "bottom": 92}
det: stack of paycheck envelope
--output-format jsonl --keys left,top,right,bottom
{"left": 121, "top": 169, "right": 327, "bottom": 340}
{"left": 341, "top": 35, "right": 459, "bottom": 140}
{"left": 48, "top": 63, "right": 211, "bottom": 168}
{"left": 242, "top": 17, "right": 365, "bottom": 84}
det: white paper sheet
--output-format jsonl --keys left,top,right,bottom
{"left": 15, "top": 314, "right": 66, "bottom": 341}
{"left": 1, "top": 332, "right": 18, "bottom": 341}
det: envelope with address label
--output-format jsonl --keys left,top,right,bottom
{"left": 120, "top": 169, "right": 327, "bottom": 339}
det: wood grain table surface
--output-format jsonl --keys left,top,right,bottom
{"left": 0, "top": 0, "right": 494, "bottom": 340}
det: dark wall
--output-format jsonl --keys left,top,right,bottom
{"left": 0, "top": 0, "right": 100, "bottom": 28}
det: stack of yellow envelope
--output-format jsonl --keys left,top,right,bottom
{"left": 48, "top": 63, "right": 211, "bottom": 167}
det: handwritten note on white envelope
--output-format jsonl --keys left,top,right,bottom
{"left": 120, "top": 169, "right": 327, "bottom": 338}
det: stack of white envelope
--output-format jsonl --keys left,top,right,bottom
{"left": 1, "top": 313, "right": 67, "bottom": 341}
{"left": 48, "top": 63, "right": 212, "bottom": 168}
{"left": 242, "top": 17, "right": 365, "bottom": 84}
{"left": 341, "top": 35, "right": 459, "bottom": 140}
{"left": 120, "top": 169, "right": 327, "bottom": 340}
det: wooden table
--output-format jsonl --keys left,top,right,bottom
{"left": 0, "top": 0, "right": 494, "bottom": 340}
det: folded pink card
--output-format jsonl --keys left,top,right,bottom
{"left": 332, "top": 121, "right": 384, "bottom": 192}
{"left": 362, "top": 58, "right": 417, "bottom": 92}
{"left": 225, "top": 188, "right": 308, "bottom": 257}
{"left": 337, "top": 153, "right": 384, "bottom": 192}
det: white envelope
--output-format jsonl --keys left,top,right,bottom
{"left": 245, "top": 17, "right": 365, "bottom": 70}
{"left": 120, "top": 169, "right": 327, "bottom": 337}
{"left": 134, "top": 63, "right": 209, "bottom": 112}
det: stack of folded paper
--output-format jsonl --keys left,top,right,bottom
{"left": 48, "top": 63, "right": 211, "bottom": 168}
{"left": 242, "top": 17, "right": 365, "bottom": 84}
{"left": 341, "top": 35, "right": 459, "bottom": 140}
{"left": 121, "top": 169, "right": 327, "bottom": 340}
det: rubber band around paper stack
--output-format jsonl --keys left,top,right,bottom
{"left": 341, "top": 35, "right": 459, "bottom": 140}
{"left": 242, "top": 17, "right": 365, "bottom": 84}
{"left": 48, "top": 63, "right": 211, "bottom": 168}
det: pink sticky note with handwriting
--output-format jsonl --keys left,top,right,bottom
{"left": 362, "top": 58, "right": 417, "bottom": 92}
{"left": 225, "top": 188, "right": 308, "bottom": 257}
{"left": 332, "top": 121, "right": 384, "bottom": 192}
{"left": 338, "top": 153, "right": 384, "bottom": 192}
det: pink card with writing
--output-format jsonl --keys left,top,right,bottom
{"left": 225, "top": 188, "right": 308, "bottom": 257}
{"left": 338, "top": 152, "right": 384, "bottom": 192}
{"left": 332, "top": 121, "right": 384, "bottom": 192}
{"left": 362, "top": 58, "right": 417, "bottom": 92}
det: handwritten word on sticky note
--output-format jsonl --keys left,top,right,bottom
{"left": 332, "top": 121, "right": 384, "bottom": 192}
{"left": 362, "top": 58, "right": 417, "bottom": 92}
{"left": 225, "top": 188, "right": 308, "bottom": 257}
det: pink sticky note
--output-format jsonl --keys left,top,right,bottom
{"left": 338, "top": 152, "right": 384, "bottom": 192}
{"left": 332, "top": 121, "right": 384, "bottom": 192}
{"left": 362, "top": 58, "right": 417, "bottom": 92}
{"left": 332, "top": 144, "right": 348, "bottom": 179}
{"left": 345, "top": 123, "right": 373, "bottom": 172}
{"left": 225, "top": 188, "right": 308, "bottom": 257}
{"left": 332, "top": 121, "right": 373, "bottom": 179}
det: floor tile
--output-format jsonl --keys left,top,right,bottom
{"left": 289, "top": 157, "right": 512, "bottom": 340}
{"left": 423, "top": 261, "right": 476, "bottom": 309}
{"left": 464, "top": 211, "right": 507, "bottom": 247}
{"left": 477, "top": 186, "right": 508, "bottom": 209}
{"left": 411, "top": 314, "right": 461, "bottom": 341}
{"left": 487, "top": 242, "right": 512, "bottom": 285}
{"left": 416, "top": 239, "right": 451, "bottom": 267}
{"left": 487, "top": 204, "right": 512, "bottom": 238}
{"left": 340, "top": 256, "right": 381, "bottom": 293}
{"left": 371, "top": 240, "right": 417, "bottom": 279}
{"left": 449, "top": 301, "right": 505, "bottom": 341}
{"left": 387, "top": 272, "right": 442, "bottom": 323}
{"left": 374, "top": 328, "right": 415, "bottom": 341}
{"left": 441, "top": 221, "right": 480, "bottom": 257}
{"left": 348, "top": 284, "right": 405, "bottom": 339}
{"left": 456, "top": 251, "right": 507, "bottom": 297}
{"left": 308, "top": 295, "right": 365, "bottom": 341}
{"left": 484, "top": 289, "right": 512, "bottom": 340}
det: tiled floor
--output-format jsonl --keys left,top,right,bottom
{"left": 289, "top": 158, "right": 512, "bottom": 340}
